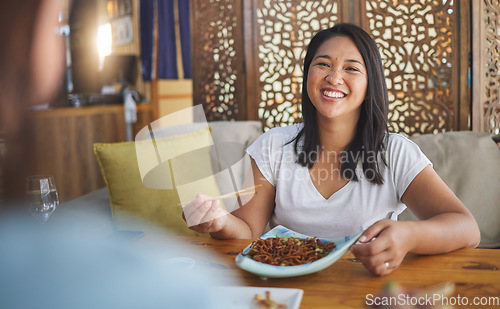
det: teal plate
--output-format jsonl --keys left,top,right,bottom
{"left": 235, "top": 225, "right": 362, "bottom": 279}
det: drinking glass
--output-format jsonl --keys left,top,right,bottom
{"left": 26, "top": 175, "right": 59, "bottom": 224}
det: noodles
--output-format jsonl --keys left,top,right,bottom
{"left": 242, "top": 236, "right": 336, "bottom": 266}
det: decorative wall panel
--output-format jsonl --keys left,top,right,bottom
{"left": 191, "top": 0, "right": 245, "bottom": 120}
{"left": 364, "top": 0, "right": 460, "bottom": 135}
{"left": 191, "top": 0, "right": 473, "bottom": 133}
{"left": 483, "top": 0, "right": 500, "bottom": 134}
{"left": 252, "top": 0, "right": 342, "bottom": 129}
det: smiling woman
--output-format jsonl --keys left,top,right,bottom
{"left": 306, "top": 36, "right": 368, "bottom": 125}
{"left": 182, "top": 23, "right": 480, "bottom": 277}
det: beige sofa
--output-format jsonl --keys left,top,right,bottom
{"left": 54, "top": 122, "right": 500, "bottom": 248}
{"left": 402, "top": 131, "right": 500, "bottom": 248}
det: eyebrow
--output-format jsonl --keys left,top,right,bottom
{"left": 313, "top": 55, "right": 364, "bottom": 66}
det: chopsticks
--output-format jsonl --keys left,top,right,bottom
{"left": 178, "top": 184, "right": 262, "bottom": 207}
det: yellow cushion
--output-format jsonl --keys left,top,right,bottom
{"left": 93, "top": 126, "right": 220, "bottom": 236}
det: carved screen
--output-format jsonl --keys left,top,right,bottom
{"left": 190, "top": 0, "right": 246, "bottom": 120}
{"left": 363, "top": 0, "right": 460, "bottom": 135}
{"left": 252, "top": 0, "right": 342, "bottom": 129}
{"left": 483, "top": 0, "right": 500, "bottom": 134}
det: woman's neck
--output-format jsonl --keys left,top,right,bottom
{"left": 316, "top": 115, "right": 358, "bottom": 153}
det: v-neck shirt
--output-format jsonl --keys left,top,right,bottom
{"left": 246, "top": 123, "right": 431, "bottom": 238}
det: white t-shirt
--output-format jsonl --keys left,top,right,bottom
{"left": 246, "top": 123, "right": 431, "bottom": 238}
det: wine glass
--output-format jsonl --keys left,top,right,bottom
{"left": 26, "top": 175, "right": 59, "bottom": 224}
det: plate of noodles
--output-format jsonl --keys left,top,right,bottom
{"left": 235, "top": 225, "right": 362, "bottom": 279}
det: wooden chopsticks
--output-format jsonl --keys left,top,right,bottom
{"left": 178, "top": 184, "right": 262, "bottom": 207}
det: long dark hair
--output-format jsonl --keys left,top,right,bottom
{"left": 293, "top": 23, "right": 389, "bottom": 184}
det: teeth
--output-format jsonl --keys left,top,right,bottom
{"left": 323, "top": 90, "right": 345, "bottom": 98}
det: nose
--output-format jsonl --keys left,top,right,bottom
{"left": 326, "top": 70, "right": 344, "bottom": 85}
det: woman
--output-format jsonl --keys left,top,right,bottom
{"left": 183, "top": 23, "right": 480, "bottom": 276}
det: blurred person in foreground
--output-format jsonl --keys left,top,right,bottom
{"left": 0, "top": 1, "right": 232, "bottom": 308}
{"left": 0, "top": 0, "right": 64, "bottom": 207}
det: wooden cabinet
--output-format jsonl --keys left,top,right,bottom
{"left": 33, "top": 104, "right": 152, "bottom": 202}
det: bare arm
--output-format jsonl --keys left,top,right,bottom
{"left": 183, "top": 159, "right": 276, "bottom": 239}
{"left": 350, "top": 165, "right": 480, "bottom": 275}
{"left": 400, "top": 165, "right": 480, "bottom": 253}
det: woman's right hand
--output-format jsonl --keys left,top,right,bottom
{"left": 181, "top": 194, "right": 229, "bottom": 234}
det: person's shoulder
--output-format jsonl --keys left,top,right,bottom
{"left": 247, "top": 123, "right": 302, "bottom": 156}
{"left": 265, "top": 122, "right": 302, "bottom": 134}
{"left": 260, "top": 123, "right": 303, "bottom": 141}
{"left": 385, "top": 132, "right": 422, "bottom": 153}
{"left": 386, "top": 132, "right": 414, "bottom": 145}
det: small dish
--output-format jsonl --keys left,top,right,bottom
{"left": 214, "top": 286, "right": 303, "bottom": 309}
{"left": 235, "top": 225, "right": 362, "bottom": 279}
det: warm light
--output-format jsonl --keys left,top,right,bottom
{"left": 97, "top": 23, "right": 112, "bottom": 70}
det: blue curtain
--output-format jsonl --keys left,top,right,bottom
{"left": 139, "top": 0, "right": 153, "bottom": 81}
{"left": 178, "top": 0, "right": 191, "bottom": 78}
{"left": 140, "top": 0, "right": 191, "bottom": 80}
{"left": 157, "top": 0, "right": 177, "bottom": 79}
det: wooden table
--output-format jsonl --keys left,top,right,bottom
{"left": 141, "top": 235, "right": 500, "bottom": 309}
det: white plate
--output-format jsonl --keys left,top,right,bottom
{"left": 214, "top": 286, "right": 303, "bottom": 309}
{"left": 235, "top": 225, "right": 362, "bottom": 279}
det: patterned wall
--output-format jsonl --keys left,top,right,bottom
{"left": 364, "top": 0, "right": 459, "bottom": 135}
{"left": 191, "top": 0, "right": 245, "bottom": 120}
{"left": 254, "top": 0, "right": 341, "bottom": 129}
{"left": 191, "top": 0, "right": 477, "bottom": 134}
{"left": 482, "top": 0, "right": 500, "bottom": 134}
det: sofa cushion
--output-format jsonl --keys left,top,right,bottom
{"left": 143, "top": 120, "right": 263, "bottom": 211}
{"left": 149, "top": 120, "right": 263, "bottom": 194}
{"left": 400, "top": 132, "right": 500, "bottom": 248}
{"left": 205, "top": 121, "right": 263, "bottom": 202}
{"left": 93, "top": 127, "right": 218, "bottom": 236}
{"left": 92, "top": 120, "right": 264, "bottom": 236}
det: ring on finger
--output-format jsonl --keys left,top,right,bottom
{"left": 384, "top": 261, "right": 390, "bottom": 269}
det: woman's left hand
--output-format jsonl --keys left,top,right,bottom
{"left": 349, "top": 220, "right": 415, "bottom": 276}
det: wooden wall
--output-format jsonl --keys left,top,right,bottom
{"left": 33, "top": 104, "right": 152, "bottom": 202}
